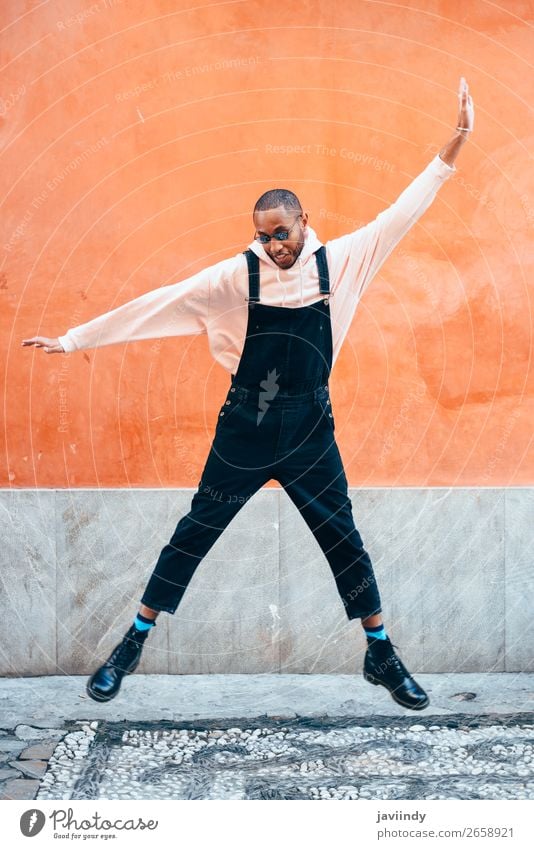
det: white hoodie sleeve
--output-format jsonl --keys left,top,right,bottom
{"left": 327, "top": 153, "right": 456, "bottom": 302}
{"left": 57, "top": 267, "right": 211, "bottom": 353}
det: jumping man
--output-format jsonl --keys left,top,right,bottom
{"left": 23, "top": 77, "right": 474, "bottom": 711}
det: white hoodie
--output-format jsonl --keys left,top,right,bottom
{"left": 58, "top": 153, "right": 455, "bottom": 373}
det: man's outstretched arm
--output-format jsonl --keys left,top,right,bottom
{"left": 327, "top": 76, "right": 475, "bottom": 302}
{"left": 22, "top": 264, "right": 212, "bottom": 354}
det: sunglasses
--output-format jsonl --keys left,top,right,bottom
{"left": 254, "top": 214, "right": 302, "bottom": 244}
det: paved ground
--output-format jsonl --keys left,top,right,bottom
{"left": 1, "top": 673, "right": 533, "bottom": 800}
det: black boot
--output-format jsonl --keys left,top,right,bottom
{"left": 86, "top": 623, "right": 154, "bottom": 702}
{"left": 363, "top": 636, "right": 429, "bottom": 711}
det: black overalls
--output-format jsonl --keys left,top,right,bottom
{"left": 140, "top": 247, "right": 382, "bottom": 621}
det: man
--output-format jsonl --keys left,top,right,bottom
{"left": 23, "top": 78, "right": 474, "bottom": 711}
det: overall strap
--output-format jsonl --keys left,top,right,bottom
{"left": 314, "top": 245, "right": 330, "bottom": 296}
{"left": 243, "top": 246, "right": 330, "bottom": 303}
{"left": 243, "top": 250, "right": 260, "bottom": 305}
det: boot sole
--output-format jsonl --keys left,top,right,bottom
{"left": 86, "top": 659, "right": 140, "bottom": 703}
{"left": 86, "top": 684, "right": 116, "bottom": 703}
{"left": 363, "top": 670, "right": 429, "bottom": 711}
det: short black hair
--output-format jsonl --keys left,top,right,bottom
{"left": 253, "top": 188, "right": 302, "bottom": 214}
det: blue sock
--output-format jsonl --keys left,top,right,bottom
{"left": 364, "top": 623, "right": 387, "bottom": 641}
{"left": 133, "top": 613, "right": 156, "bottom": 632}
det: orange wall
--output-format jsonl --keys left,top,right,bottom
{"left": 2, "top": 0, "right": 533, "bottom": 487}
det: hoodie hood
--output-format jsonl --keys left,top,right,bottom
{"left": 246, "top": 225, "right": 325, "bottom": 306}
{"left": 247, "top": 224, "right": 324, "bottom": 269}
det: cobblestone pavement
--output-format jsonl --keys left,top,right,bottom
{"left": 1, "top": 674, "right": 533, "bottom": 800}
{"left": 0, "top": 720, "right": 70, "bottom": 801}
{"left": 1, "top": 715, "right": 533, "bottom": 801}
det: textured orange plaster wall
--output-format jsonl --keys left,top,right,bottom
{"left": 2, "top": 0, "right": 533, "bottom": 488}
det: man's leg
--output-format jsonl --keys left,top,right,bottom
{"left": 139, "top": 604, "right": 158, "bottom": 619}
{"left": 139, "top": 447, "right": 272, "bottom": 615}
{"left": 87, "top": 417, "right": 272, "bottom": 701}
{"left": 276, "top": 429, "right": 429, "bottom": 710}
{"left": 276, "top": 436, "right": 382, "bottom": 621}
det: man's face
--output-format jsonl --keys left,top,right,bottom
{"left": 252, "top": 206, "right": 309, "bottom": 269}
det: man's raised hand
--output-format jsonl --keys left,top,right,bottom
{"left": 457, "top": 76, "right": 474, "bottom": 133}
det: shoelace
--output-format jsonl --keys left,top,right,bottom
{"left": 372, "top": 641, "right": 411, "bottom": 680}
{"left": 388, "top": 644, "right": 410, "bottom": 679}
{"left": 110, "top": 630, "right": 144, "bottom": 668}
